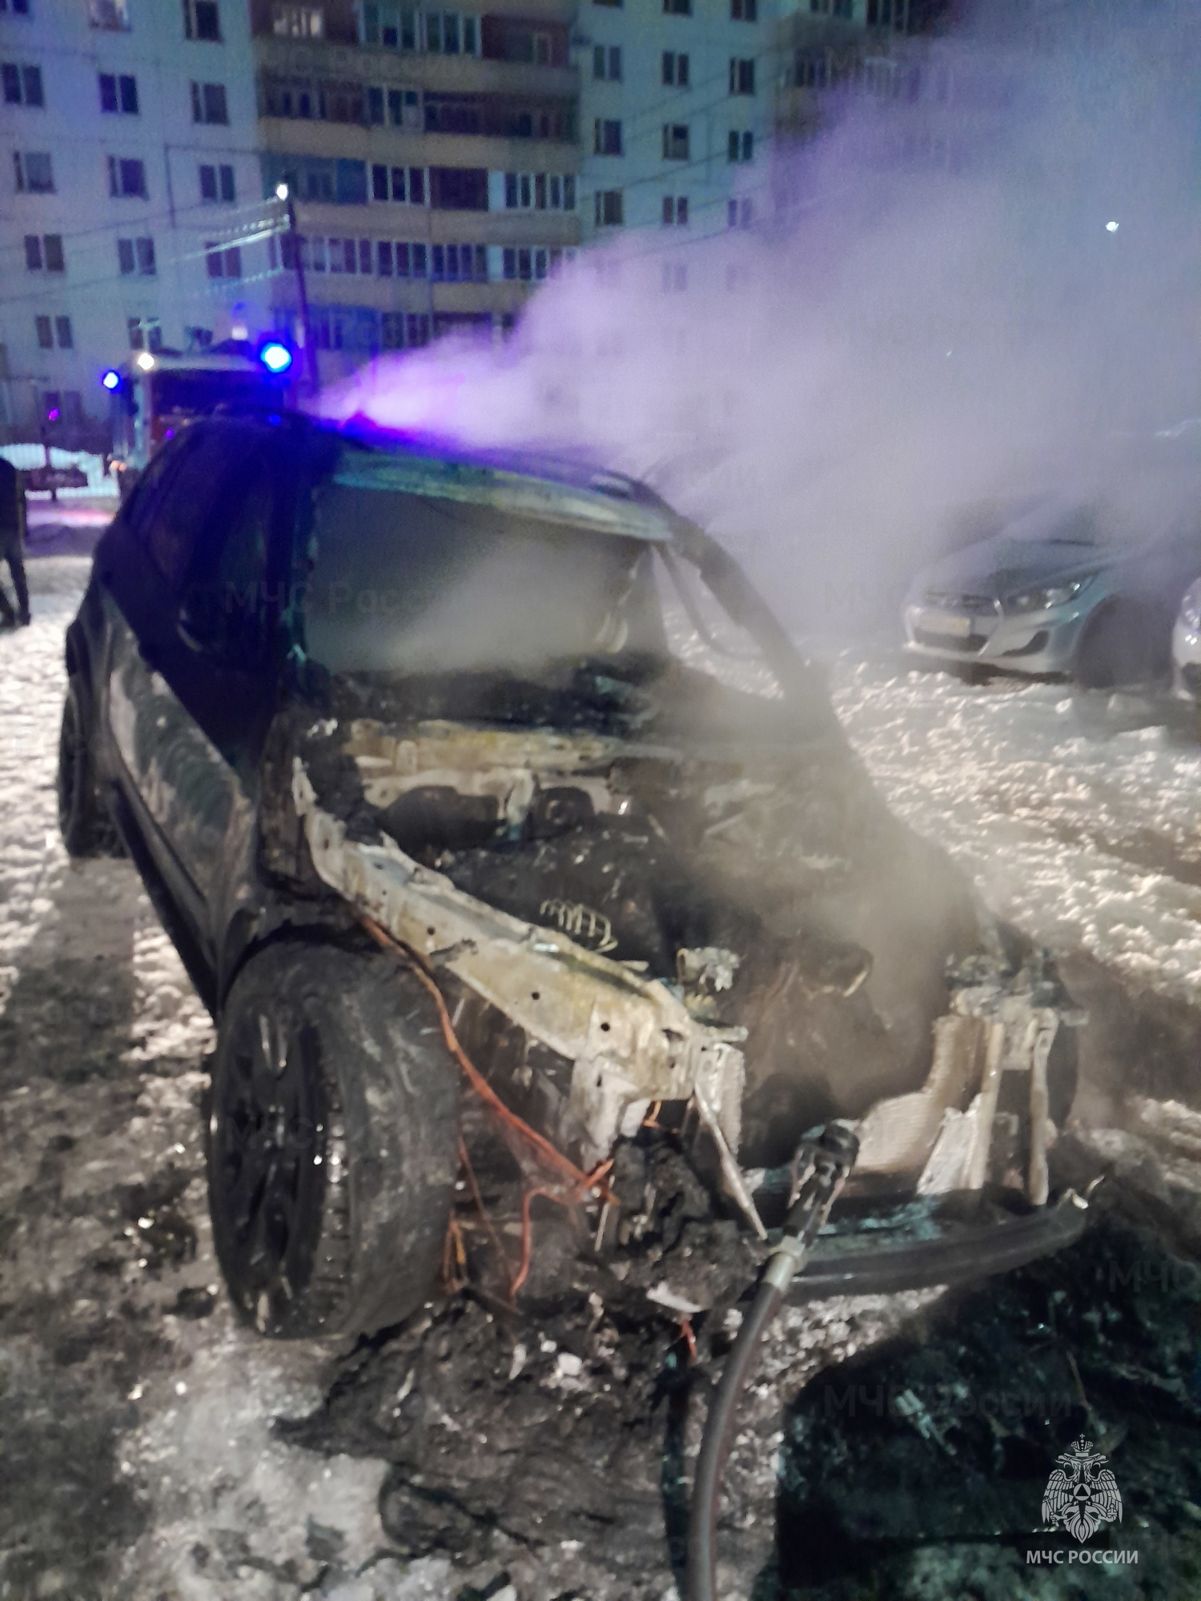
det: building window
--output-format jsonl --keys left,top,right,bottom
{"left": 89, "top": 0, "right": 131, "bottom": 26}
{"left": 594, "top": 189, "right": 622, "bottom": 226}
{"left": 662, "top": 123, "right": 689, "bottom": 160}
{"left": 728, "top": 128, "right": 753, "bottom": 162}
{"left": 380, "top": 311, "right": 431, "bottom": 350}
{"left": 390, "top": 87, "right": 421, "bottom": 126}
{"left": 727, "top": 196, "right": 753, "bottom": 228}
{"left": 504, "top": 171, "right": 575, "bottom": 211}
{"left": 205, "top": 242, "right": 242, "bottom": 278}
{"left": 108, "top": 156, "right": 147, "bottom": 197}
{"left": 427, "top": 11, "right": 474, "bottom": 53}
{"left": 729, "top": 58, "right": 755, "bottom": 95}
{"left": 182, "top": 0, "right": 221, "bottom": 40}
{"left": 198, "top": 161, "right": 236, "bottom": 202}
{"left": 1, "top": 0, "right": 32, "bottom": 12}
{"left": 2, "top": 62, "right": 43, "bottom": 106}
{"left": 99, "top": 72, "right": 139, "bottom": 114}
{"left": 662, "top": 50, "right": 689, "bottom": 86}
{"left": 662, "top": 195, "right": 688, "bottom": 226}
{"left": 35, "top": 314, "right": 73, "bottom": 348}
{"left": 593, "top": 44, "right": 621, "bottom": 81}
{"left": 370, "top": 163, "right": 426, "bottom": 203}
{"left": 117, "top": 236, "right": 156, "bottom": 274}
{"left": 428, "top": 165, "right": 487, "bottom": 210}
{"left": 23, "top": 233, "right": 63, "bottom": 271}
{"left": 14, "top": 150, "right": 53, "bottom": 192}
{"left": 191, "top": 81, "right": 228, "bottom": 124}
{"left": 127, "top": 317, "right": 163, "bottom": 352}
{"left": 359, "top": 3, "right": 419, "bottom": 49}
{"left": 731, "top": 0, "right": 757, "bottom": 16}
{"left": 661, "top": 262, "right": 687, "bottom": 293}
{"left": 502, "top": 247, "right": 534, "bottom": 282}
{"left": 370, "top": 86, "right": 422, "bottom": 126}
{"left": 429, "top": 242, "right": 487, "bottom": 282}
{"left": 272, "top": 3, "right": 324, "bottom": 34}
{"left": 594, "top": 118, "right": 622, "bottom": 156}
{"left": 663, "top": 0, "right": 691, "bottom": 12}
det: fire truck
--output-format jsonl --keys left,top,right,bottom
{"left": 103, "top": 340, "right": 295, "bottom": 497}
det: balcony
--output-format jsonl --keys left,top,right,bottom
{"left": 255, "top": 34, "right": 577, "bottom": 100}
{"left": 259, "top": 115, "right": 579, "bottom": 177}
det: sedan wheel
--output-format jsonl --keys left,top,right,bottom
{"left": 208, "top": 942, "right": 458, "bottom": 1339}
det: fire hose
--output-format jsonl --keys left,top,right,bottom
{"left": 683, "top": 1124, "right": 1090, "bottom": 1601}
{"left": 685, "top": 1121, "right": 859, "bottom": 1601}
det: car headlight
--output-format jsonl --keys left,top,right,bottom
{"left": 1005, "top": 574, "right": 1097, "bottom": 614}
{"left": 1180, "top": 580, "right": 1201, "bottom": 632}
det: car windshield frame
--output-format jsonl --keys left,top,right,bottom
{"left": 286, "top": 441, "right": 834, "bottom": 729}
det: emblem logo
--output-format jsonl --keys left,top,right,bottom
{"left": 1041, "top": 1437, "right": 1123, "bottom": 1543}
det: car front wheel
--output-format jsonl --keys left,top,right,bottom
{"left": 207, "top": 941, "right": 459, "bottom": 1339}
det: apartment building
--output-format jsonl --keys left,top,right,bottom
{"left": 252, "top": 0, "right": 581, "bottom": 380}
{"left": 0, "top": 0, "right": 272, "bottom": 445}
{"left": 576, "top": 0, "right": 779, "bottom": 251}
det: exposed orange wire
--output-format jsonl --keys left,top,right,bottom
{"left": 361, "top": 914, "right": 618, "bottom": 1303}
{"left": 510, "top": 1157, "right": 614, "bottom": 1299}
{"left": 678, "top": 1316, "right": 697, "bottom": 1364}
{"left": 360, "top": 914, "right": 613, "bottom": 1203}
{"left": 642, "top": 1099, "right": 663, "bottom": 1129}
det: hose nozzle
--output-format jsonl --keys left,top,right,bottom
{"left": 763, "top": 1122, "right": 859, "bottom": 1294}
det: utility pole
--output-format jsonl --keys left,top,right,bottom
{"left": 277, "top": 183, "right": 318, "bottom": 394}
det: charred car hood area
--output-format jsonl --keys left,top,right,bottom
{"left": 266, "top": 651, "right": 1077, "bottom": 1243}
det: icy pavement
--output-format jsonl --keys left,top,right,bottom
{"left": 3, "top": 564, "right": 1201, "bottom": 1600}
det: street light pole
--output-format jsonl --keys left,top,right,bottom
{"left": 278, "top": 183, "right": 318, "bottom": 394}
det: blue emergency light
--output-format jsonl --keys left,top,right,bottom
{"left": 101, "top": 368, "right": 122, "bottom": 391}
{"left": 258, "top": 340, "right": 294, "bottom": 375}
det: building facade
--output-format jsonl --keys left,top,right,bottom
{"left": 575, "top": 0, "right": 779, "bottom": 249}
{"left": 0, "top": 0, "right": 958, "bottom": 429}
{"left": 0, "top": 0, "right": 273, "bottom": 446}
{"left": 252, "top": 0, "right": 582, "bottom": 381}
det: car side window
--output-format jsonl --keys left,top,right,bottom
{"left": 179, "top": 458, "right": 278, "bottom": 668}
{"left": 123, "top": 436, "right": 197, "bottom": 544}
{"left": 141, "top": 432, "right": 239, "bottom": 596}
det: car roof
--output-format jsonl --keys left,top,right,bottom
{"left": 208, "top": 410, "right": 678, "bottom": 545}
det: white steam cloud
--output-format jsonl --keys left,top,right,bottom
{"left": 319, "top": 0, "right": 1201, "bottom": 636}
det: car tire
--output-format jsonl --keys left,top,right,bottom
{"left": 57, "top": 676, "right": 121, "bottom": 858}
{"left": 207, "top": 941, "right": 459, "bottom": 1339}
{"left": 1074, "top": 602, "right": 1169, "bottom": 691}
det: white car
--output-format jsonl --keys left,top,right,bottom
{"left": 1171, "top": 575, "right": 1201, "bottom": 704}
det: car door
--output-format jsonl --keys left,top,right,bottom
{"left": 106, "top": 425, "right": 283, "bottom": 961}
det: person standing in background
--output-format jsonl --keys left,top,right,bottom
{"left": 0, "top": 458, "right": 30, "bottom": 629}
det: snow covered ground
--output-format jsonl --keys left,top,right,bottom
{"left": 832, "top": 653, "right": 1201, "bottom": 1004}
{"left": 2, "top": 555, "right": 1200, "bottom": 1600}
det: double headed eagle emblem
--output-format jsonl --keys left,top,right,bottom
{"left": 1042, "top": 1437, "right": 1123, "bottom": 1542}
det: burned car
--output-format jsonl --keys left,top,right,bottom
{"left": 59, "top": 413, "right": 1084, "bottom": 1338}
